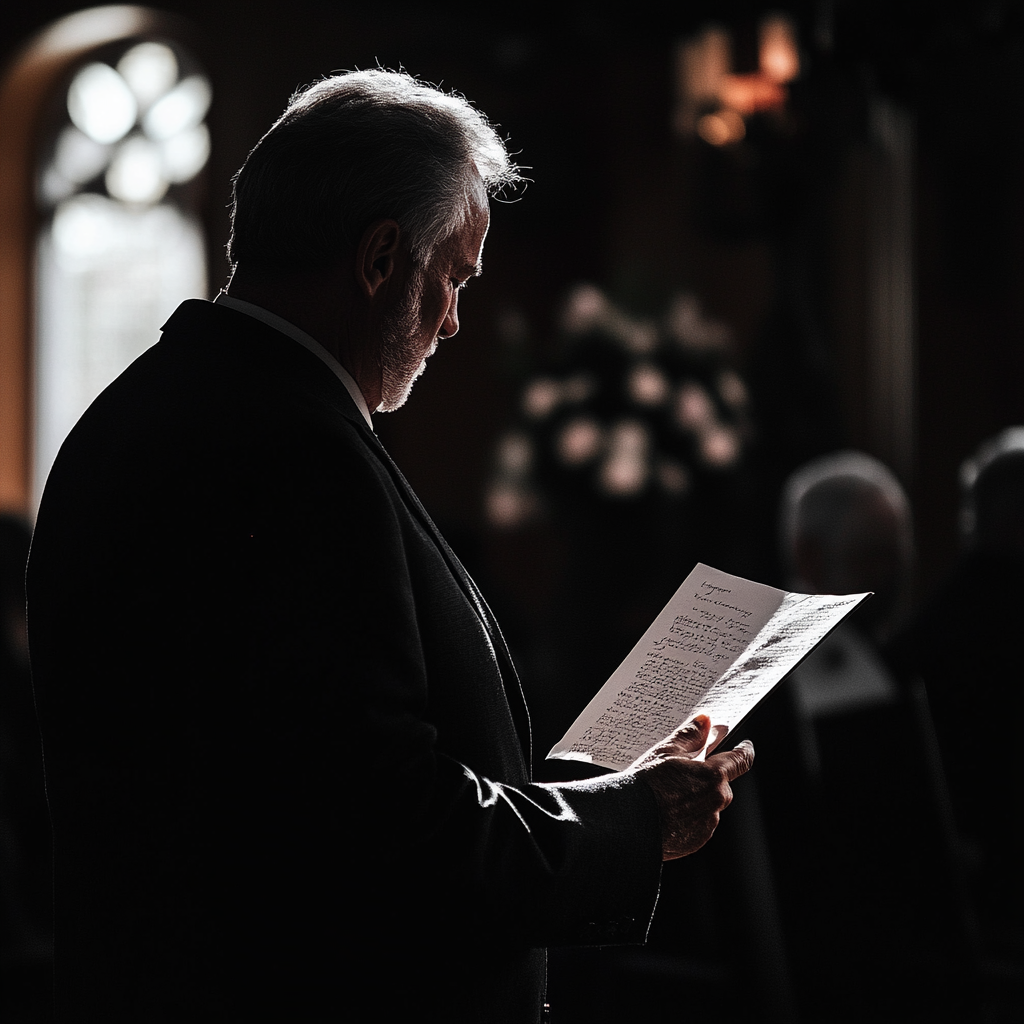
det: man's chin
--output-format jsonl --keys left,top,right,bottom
{"left": 378, "top": 358, "right": 429, "bottom": 413}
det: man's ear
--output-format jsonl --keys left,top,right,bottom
{"left": 356, "top": 219, "right": 402, "bottom": 299}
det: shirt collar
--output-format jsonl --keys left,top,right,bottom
{"left": 214, "top": 293, "right": 374, "bottom": 430}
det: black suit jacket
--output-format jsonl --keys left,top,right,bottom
{"left": 27, "top": 300, "right": 662, "bottom": 1022}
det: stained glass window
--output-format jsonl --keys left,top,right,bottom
{"left": 33, "top": 39, "right": 210, "bottom": 508}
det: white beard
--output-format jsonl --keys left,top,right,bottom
{"left": 377, "top": 271, "right": 433, "bottom": 412}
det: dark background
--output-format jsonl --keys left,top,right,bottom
{"left": 4, "top": 0, "right": 1021, "bottom": 594}
{"left": 2, "top": 2, "right": 1022, "bottom": 1021}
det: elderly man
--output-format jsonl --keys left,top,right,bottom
{"left": 27, "top": 70, "right": 752, "bottom": 1022}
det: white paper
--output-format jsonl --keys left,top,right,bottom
{"left": 547, "top": 563, "right": 870, "bottom": 771}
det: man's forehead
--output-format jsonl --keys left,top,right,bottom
{"left": 446, "top": 203, "right": 489, "bottom": 273}
{"left": 436, "top": 238, "right": 482, "bottom": 276}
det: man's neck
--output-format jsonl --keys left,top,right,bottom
{"left": 225, "top": 265, "right": 382, "bottom": 411}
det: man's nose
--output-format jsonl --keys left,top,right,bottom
{"left": 441, "top": 292, "right": 459, "bottom": 339}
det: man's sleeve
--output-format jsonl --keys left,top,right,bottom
{"left": 233, "top": 427, "right": 664, "bottom": 948}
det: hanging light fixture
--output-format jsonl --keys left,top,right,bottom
{"left": 675, "top": 11, "right": 801, "bottom": 147}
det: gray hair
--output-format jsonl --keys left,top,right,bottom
{"left": 227, "top": 68, "right": 520, "bottom": 271}
{"left": 779, "top": 450, "right": 912, "bottom": 575}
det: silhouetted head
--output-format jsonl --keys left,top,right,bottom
{"left": 228, "top": 68, "right": 519, "bottom": 275}
{"left": 780, "top": 451, "right": 913, "bottom": 637}
{"left": 225, "top": 69, "right": 521, "bottom": 413}
{"left": 960, "top": 427, "right": 1024, "bottom": 558}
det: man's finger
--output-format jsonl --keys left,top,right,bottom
{"left": 667, "top": 713, "right": 711, "bottom": 753}
{"left": 707, "top": 739, "right": 755, "bottom": 782}
{"left": 629, "top": 715, "right": 718, "bottom": 770}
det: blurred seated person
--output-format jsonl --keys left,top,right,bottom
{"left": 779, "top": 451, "right": 912, "bottom": 779}
{"left": 887, "top": 428, "right": 1024, "bottom": 963}
{"left": 765, "top": 452, "right": 966, "bottom": 1019}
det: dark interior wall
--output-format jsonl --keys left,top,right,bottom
{"left": 912, "top": 11, "right": 1024, "bottom": 595}
{"left": 3, "top": 0, "right": 1022, "bottom": 606}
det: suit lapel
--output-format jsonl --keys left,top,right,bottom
{"left": 166, "top": 302, "right": 535, "bottom": 773}
{"left": 356, "top": 423, "right": 533, "bottom": 772}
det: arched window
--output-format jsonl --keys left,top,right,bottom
{"left": 0, "top": 6, "right": 211, "bottom": 514}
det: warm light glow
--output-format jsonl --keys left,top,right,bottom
{"left": 719, "top": 73, "right": 787, "bottom": 116}
{"left": 675, "top": 18, "right": 798, "bottom": 139}
{"left": 674, "top": 27, "right": 731, "bottom": 135}
{"left": 118, "top": 42, "right": 178, "bottom": 110}
{"left": 67, "top": 62, "right": 137, "bottom": 144}
{"left": 143, "top": 74, "right": 211, "bottom": 140}
{"left": 760, "top": 14, "right": 800, "bottom": 84}
{"left": 38, "top": 6, "right": 156, "bottom": 59}
{"left": 106, "top": 135, "right": 168, "bottom": 203}
{"left": 697, "top": 109, "right": 746, "bottom": 146}
{"left": 681, "top": 26, "right": 731, "bottom": 104}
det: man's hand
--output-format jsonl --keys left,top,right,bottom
{"left": 630, "top": 715, "right": 754, "bottom": 861}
